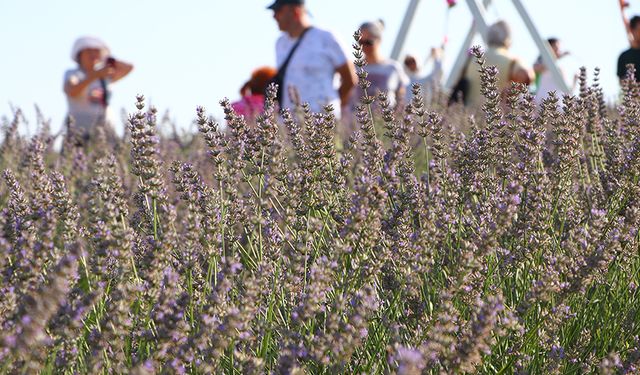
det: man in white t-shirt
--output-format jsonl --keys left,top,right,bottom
{"left": 268, "top": 0, "right": 356, "bottom": 118}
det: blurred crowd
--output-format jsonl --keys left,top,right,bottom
{"left": 63, "top": 0, "right": 640, "bottom": 139}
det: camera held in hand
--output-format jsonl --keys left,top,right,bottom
{"left": 106, "top": 56, "right": 117, "bottom": 67}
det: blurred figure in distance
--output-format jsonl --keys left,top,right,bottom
{"left": 231, "top": 66, "right": 277, "bottom": 122}
{"left": 619, "top": 0, "right": 640, "bottom": 48}
{"left": 353, "top": 19, "right": 409, "bottom": 110}
{"left": 533, "top": 37, "right": 577, "bottom": 105}
{"left": 268, "top": 0, "right": 356, "bottom": 118}
{"left": 63, "top": 36, "right": 133, "bottom": 140}
{"left": 617, "top": 2, "right": 640, "bottom": 84}
{"left": 404, "top": 47, "right": 443, "bottom": 104}
{"left": 464, "top": 20, "right": 534, "bottom": 107}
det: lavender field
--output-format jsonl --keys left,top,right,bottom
{"left": 1, "top": 46, "right": 640, "bottom": 374}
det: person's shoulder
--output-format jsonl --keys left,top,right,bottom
{"left": 388, "top": 59, "right": 410, "bottom": 81}
{"left": 64, "top": 67, "right": 81, "bottom": 75}
{"left": 277, "top": 32, "right": 297, "bottom": 47}
{"left": 308, "top": 26, "right": 331, "bottom": 35}
{"left": 63, "top": 67, "right": 83, "bottom": 80}
{"left": 623, "top": 47, "right": 640, "bottom": 55}
{"left": 386, "top": 59, "right": 404, "bottom": 69}
{"left": 309, "top": 26, "right": 349, "bottom": 54}
{"left": 618, "top": 48, "right": 635, "bottom": 63}
{"left": 490, "top": 46, "right": 515, "bottom": 60}
{"left": 309, "top": 26, "right": 341, "bottom": 42}
{"left": 381, "top": 59, "right": 406, "bottom": 74}
{"left": 275, "top": 33, "right": 290, "bottom": 45}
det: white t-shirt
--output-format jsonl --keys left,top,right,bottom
{"left": 405, "top": 59, "right": 443, "bottom": 103}
{"left": 535, "top": 63, "right": 572, "bottom": 104}
{"left": 63, "top": 68, "right": 115, "bottom": 131}
{"left": 355, "top": 59, "right": 409, "bottom": 108}
{"left": 276, "top": 27, "right": 349, "bottom": 116}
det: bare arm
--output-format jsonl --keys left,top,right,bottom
{"left": 110, "top": 59, "right": 134, "bottom": 83}
{"left": 396, "top": 86, "right": 407, "bottom": 108}
{"left": 620, "top": 0, "right": 638, "bottom": 48}
{"left": 533, "top": 60, "right": 546, "bottom": 74}
{"left": 511, "top": 59, "right": 534, "bottom": 85}
{"left": 64, "top": 59, "right": 133, "bottom": 98}
{"left": 336, "top": 61, "right": 357, "bottom": 109}
{"left": 64, "top": 68, "right": 107, "bottom": 98}
{"left": 518, "top": 67, "right": 535, "bottom": 86}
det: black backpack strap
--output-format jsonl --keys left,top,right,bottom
{"left": 272, "top": 27, "right": 311, "bottom": 105}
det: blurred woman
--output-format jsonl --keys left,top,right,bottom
{"left": 464, "top": 20, "right": 534, "bottom": 108}
{"left": 231, "top": 66, "right": 277, "bottom": 121}
{"left": 352, "top": 20, "right": 409, "bottom": 109}
{"left": 63, "top": 36, "right": 133, "bottom": 138}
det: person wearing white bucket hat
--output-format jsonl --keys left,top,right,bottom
{"left": 63, "top": 36, "right": 133, "bottom": 139}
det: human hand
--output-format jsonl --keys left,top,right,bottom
{"left": 90, "top": 65, "right": 115, "bottom": 80}
{"left": 620, "top": 0, "right": 629, "bottom": 9}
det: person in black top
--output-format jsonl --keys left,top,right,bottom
{"left": 617, "top": 15, "right": 640, "bottom": 83}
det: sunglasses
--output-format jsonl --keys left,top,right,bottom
{"left": 359, "top": 39, "right": 376, "bottom": 47}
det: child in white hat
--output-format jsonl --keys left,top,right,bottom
{"left": 63, "top": 36, "right": 133, "bottom": 139}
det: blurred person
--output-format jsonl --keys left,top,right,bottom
{"left": 464, "top": 20, "right": 534, "bottom": 107}
{"left": 352, "top": 20, "right": 409, "bottom": 109}
{"left": 533, "top": 38, "right": 577, "bottom": 104}
{"left": 268, "top": 0, "right": 356, "bottom": 118}
{"left": 617, "top": 12, "right": 640, "bottom": 83}
{"left": 403, "top": 47, "right": 443, "bottom": 103}
{"left": 619, "top": 0, "right": 639, "bottom": 48}
{"left": 231, "top": 66, "right": 277, "bottom": 121}
{"left": 404, "top": 54, "right": 420, "bottom": 79}
{"left": 63, "top": 36, "right": 133, "bottom": 138}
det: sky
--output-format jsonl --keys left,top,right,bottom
{"left": 0, "top": 0, "right": 636, "bottom": 136}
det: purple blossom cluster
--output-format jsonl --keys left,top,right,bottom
{"left": 0, "top": 45, "right": 639, "bottom": 373}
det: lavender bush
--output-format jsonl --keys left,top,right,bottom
{"left": 0, "top": 42, "right": 639, "bottom": 374}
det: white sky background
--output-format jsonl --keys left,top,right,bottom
{"left": 0, "top": 0, "right": 634, "bottom": 136}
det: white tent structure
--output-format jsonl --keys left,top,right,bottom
{"left": 390, "top": 0, "right": 569, "bottom": 93}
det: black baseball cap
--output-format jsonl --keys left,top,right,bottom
{"left": 267, "top": 0, "right": 304, "bottom": 10}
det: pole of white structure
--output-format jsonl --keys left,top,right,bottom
{"left": 444, "top": 24, "right": 479, "bottom": 91}
{"left": 511, "top": 0, "right": 570, "bottom": 93}
{"left": 445, "top": 0, "right": 492, "bottom": 91}
{"left": 391, "top": 0, "right": 421, "bottom": 60}
{"left": 464, "top": 0, "right": 491, "bottom": 36}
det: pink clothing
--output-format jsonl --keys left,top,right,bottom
{"left": 231, "top": 94, "right": 265, "bottom": 120}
